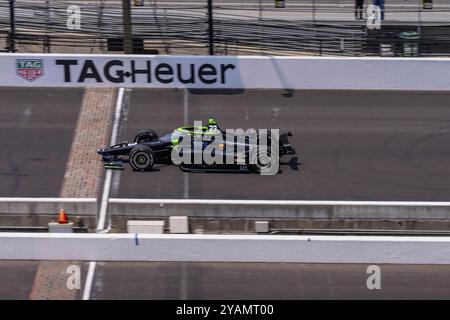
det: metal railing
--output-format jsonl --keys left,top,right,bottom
{"left": 0, "top": 0, "right": 449, "bottom": 56}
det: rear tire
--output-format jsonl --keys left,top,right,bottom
{"left": 248, "top": 150, "right": 279, "bottom": 175}
{"left": 129, "top": 147, "right": 155, "bottom": 171}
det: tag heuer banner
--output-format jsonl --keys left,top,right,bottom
{"left": 0, "top": 53, "right": 449, "bottom": 91}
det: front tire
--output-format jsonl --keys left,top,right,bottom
{"left": 129, "top": 147, "right": 155, "bottom": 171}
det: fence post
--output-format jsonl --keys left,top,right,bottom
{"left": 258, "top": 0, "right": 262, "bottom": 53}
{"left": 122, "top": 0, "right": 133, "bottom": 54}
{"left": 207, "top": 0, "right": 214, "bottom": 55}
{"left": 9, "top": 0, "right": 16, "bottom": 53}
{"left": 312, "top": 0, "right": 316, "bottom": 23}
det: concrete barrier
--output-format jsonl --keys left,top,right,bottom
{"left": 0, "top": 198, "right": 97, "bottom": 216}
{"left": 1, "top": 233, "right": 450, "bottom": 264}
{"left": 2, "top": 54, "right": 450, "bottom": 91}
{"left": 109, "top": 199, "right": 450, "bottom": 220}
{"left": 2, "top": 197, "right": 450, "bottom": 223}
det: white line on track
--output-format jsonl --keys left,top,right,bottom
{"left": 2, "top": 197, "right": 450, "bottom": 207}
{"left": 108, "top": 198, "right": 450, "bottom": 207}
{"left": 0, "top": 197, "right": 96, "bottom": 202}
{"left": 83, "top": 87, "right": 125, "bottom": 300}
{"left": 82, "top": 261, "right": 96, "bottom": 300}
{"left": 97, "top": 87, "right": 124, "bottom": 231}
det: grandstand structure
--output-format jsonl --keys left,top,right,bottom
{"left": 1, "top": 0, "right": 449, "bottom": 56}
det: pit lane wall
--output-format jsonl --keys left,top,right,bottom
{"left": 2, "top": 53, "right": 450, "bottom": 90}
{"left": 108, "top": 199, "right": 450, "bottom": 220}
{"left": 1, "top": 233, "right": 450, "bottom": 264}
{"left": 0, "top": 198, "right": 96, "bottom": 216}
{"left": 2, "top": 198, "right": 450, "bottom": 220}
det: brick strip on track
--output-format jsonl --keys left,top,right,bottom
{"left": 59, "top": 88, "right": 117, "bottom": 198}
{"left": 29, "top": 88, "right": 117, "bottom": 300}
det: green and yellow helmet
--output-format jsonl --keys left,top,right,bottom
{"left": 208, "top": 118, "right": 217, "bottom": 126}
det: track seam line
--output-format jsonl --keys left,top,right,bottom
{"left": 82, "top": 87, "right": 125, "bottom": 301}
{"left": 3, "top": 197, "right": 450, "bottom": 206}
{"left": 97, "top": 87, "right": 124, "bottom": 232}
{"left": 82, "top": 261, "right": 96, "bottom": 300}
{"left": 107, "top": 198, "right": 450, "bottom": 206}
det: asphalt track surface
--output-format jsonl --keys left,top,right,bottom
{"left": 1, "top": 260, "right": 449, "bottom": 299}
{"left": 3, "top": 88, "right": 450, "bottom": 201}
{"left": 116, "top": 89, "right": 450, "bottom": 201}
{"left": 0, "top": 88, "right": 83, "bottom": 197}
{"left": 0, "top": 260, "right": 86, "bottom": 300}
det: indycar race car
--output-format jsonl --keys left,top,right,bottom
{"left": 97, "top": 122, "right": 296, "bottom": 174}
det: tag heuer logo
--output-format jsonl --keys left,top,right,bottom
{"left": 16, "top": 59, "right": 44, "bottom": 82}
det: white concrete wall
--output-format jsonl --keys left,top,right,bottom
{"left": 0, "top": 198, "right": 96, "bottom": 216}
{"left": 2, "top": 54, "right": 450, "bottom": 90}
{"left": 1, "top": 233, "right": 450, "bottom": 264}
{"left": 109, "top": 198, "right": 450, "bottom": 220}
{"left": 1, "top": 198, "right": 450, "bottom": 220}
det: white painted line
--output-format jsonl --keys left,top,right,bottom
{"left": 2, "top": 197, "right": 450, "bottom": 207}
{"left": 108, "top": 198, "right": 450, "bottom": 207}
{"left": 0, "top": 198, "right": 96, "bottom": 202}
{"left": 82, "top": 261, "right": 96, "bottom": 300}
{"left": 97, "top": 158, "right": 112, "bottom": 230}
{"left": 97, "top": 88, "right": 124, "bottom": 231}
{"left": 84, "top": 88, "right": 125, "bottom": 301}
{"left": 110, "top": 88, "right": 125, "bottom": 150}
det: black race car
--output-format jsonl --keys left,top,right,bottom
{"left": 97, "top": 124, "right": 296, "bottom": 174}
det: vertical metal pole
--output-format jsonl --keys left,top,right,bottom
{"left": 9, "top": 0, "right": 16, "bottom": 53}
{"left": 163, "top": 8, "right": 170, "bottom": 54}
{"left": 45, "top": 0, "right": 50, "bottom": 33}
{"left": 122, "top": 0, "right": 133, "bottom": 54}
{"left": 312, "top": 0, "right": 316, "bottom": 23}
{"left": 259, "top": 0, "right": 262, "bottom": 53}
{"left": 417, "top": 0, "right": 422, "bottom": 35}
{"left": 259, "top": 0, "right": 262, "bottom": 19}
{"left": 98, "top": 0, "right": 105, "bottom": 52}
{"left": 313, "top": 0, "right": 317, "bottom": 53}
{"left": 44, "top": 0, "right": 50, "bottom": 53}
{"left": 207, "top": 0, "right": 214, "bottom": 55}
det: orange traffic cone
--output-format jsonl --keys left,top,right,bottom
{"left": 57, "top": 208, "right": 68, "bottom": 224}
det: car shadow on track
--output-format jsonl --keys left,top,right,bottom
{"left": 126, "top": 157, "right": 301, "bottom": 174}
